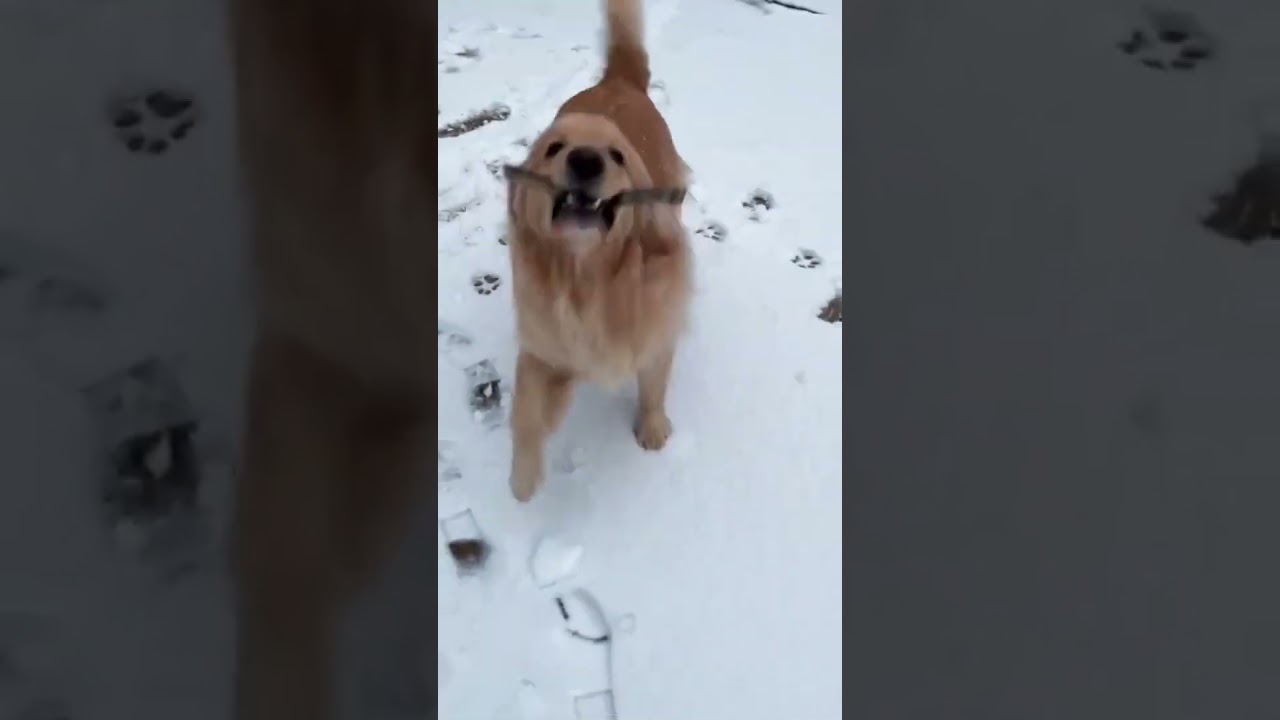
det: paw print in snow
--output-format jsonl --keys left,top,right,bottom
{"left": 695, "top": 220, "right": 728, "bottom": 242}
{"left": 0, "top": 238, "right": 110, "bottom": 334}
{"left": 109, "top": 89, "right": 198, "bottom": 155}
{"left": 742, "top": 189, "right": 775, "bottom": 222}
{"left": 81, "top": 357, "right": 213, "bottom": 580}
{"left": 791, "top": 248, "right": 823, "bottom": 269}
{"left": 464, "top": 359, "right": 504, "bottom": 429}
{"left": 471, "top": 272, "right": 501, "bottom": 295}
{"left": 1117, "top": 9, "right": 1215, "bottom": 71}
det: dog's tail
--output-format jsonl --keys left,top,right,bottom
{"left": 602, "top": 0, "right": 650, "bottom": 90}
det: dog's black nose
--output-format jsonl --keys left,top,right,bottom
{"left": 565, "top": 147, "right": 605, "bottom": 184}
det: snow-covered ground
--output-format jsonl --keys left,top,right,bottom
{"left": 437, "top": 1, "right": 843, "bottom": 718}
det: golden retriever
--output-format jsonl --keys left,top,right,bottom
{"left": 507, "top": 0, "right": 693, "bottom": 502}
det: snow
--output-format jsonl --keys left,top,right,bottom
{"left": 529, "top": 535, "right": 585, "bottom": 588}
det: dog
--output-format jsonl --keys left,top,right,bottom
{"left": 506, "top": 0, "right": 693, "bottom": 503}
{"left": 228, "top": 1, "right": 435, "bottom": 718}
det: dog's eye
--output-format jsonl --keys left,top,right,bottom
{"left": 608, "top": 148, "right": 625, "bottom": 165}
{"left": 545, "top": 142, "right": 565, "bottom": 158}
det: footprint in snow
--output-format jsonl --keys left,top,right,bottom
{"left": 82, "top": 356, "right": 216, "bottom": 582}
{"left": 695, "top": 220, "right": 728, "bottom": 242}
{"left": 471, "top": 272, "right": 502, "bottom": 295}
{"left": 554, "top": 589, "right": 618, "bottom": 720}
{"left": 440, "top": 508, "right": 491, "bottom": 577}
{"left": 464, "top": 358, "right": 505, "bottom": 428}
{"left": 1116, "top": 8, "right": 1215, "bottom": 71}
{"left": 742, "top": 189, "right": 776, "bottom": 222}
{"left": 438, "top": 318, "right": 506, "bottom": 427}
{"left": 791, "top": 248, "right": 823, "bottom": 269}
{"left": 0, "top": 236, "right": 110, "bottom": 338}
{"left": 108, "top": 88, "right": 198, "bottom": 155}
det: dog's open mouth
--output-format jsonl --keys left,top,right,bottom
{"left": 552, "top": 190, "right": 616, "bottom": 230}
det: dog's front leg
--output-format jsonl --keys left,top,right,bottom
{"left": 634, "top": 345, "right": 674, "bottom": 450}
{"left": 510, "top": 351, "right": 574, "bottom": 502}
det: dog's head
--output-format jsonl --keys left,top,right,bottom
{"left": 510, "top": 112, "right": 660, "bottom": 249}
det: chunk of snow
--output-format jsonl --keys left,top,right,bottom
{"left": 529, "top": 535, "right": 583, "bottom": 588}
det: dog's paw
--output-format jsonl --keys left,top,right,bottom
{"left": 633, "top": 409, "right": 672, "bottom": 451}
{"left": 510, "top": 454, "right": 545, "bottom": 503}
{"left": 471, "top": 272, "right": 502, "bottom": 295}
{"left": 1117, "top": 8, "right": 1215, "bottom": 71}
{"left": 790, "top": 248, "right": 823, "bottom": 269}
{"left": 108, "top": 88, "right": 198, "bottom": 155}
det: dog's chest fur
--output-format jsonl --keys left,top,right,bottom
{"left": 511, "top": 238, "right": 684, "bottom": 387}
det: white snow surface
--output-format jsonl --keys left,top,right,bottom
{"left": 437, "top": 1, "right": 843, "bottom": 718}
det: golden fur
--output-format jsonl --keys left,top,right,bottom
{"left": 507, "top": 0, "right": 693, "bottom": 502}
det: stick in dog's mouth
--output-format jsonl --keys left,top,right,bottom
{"left": 503, "top": 164, "right": 686, "bottom": 232}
